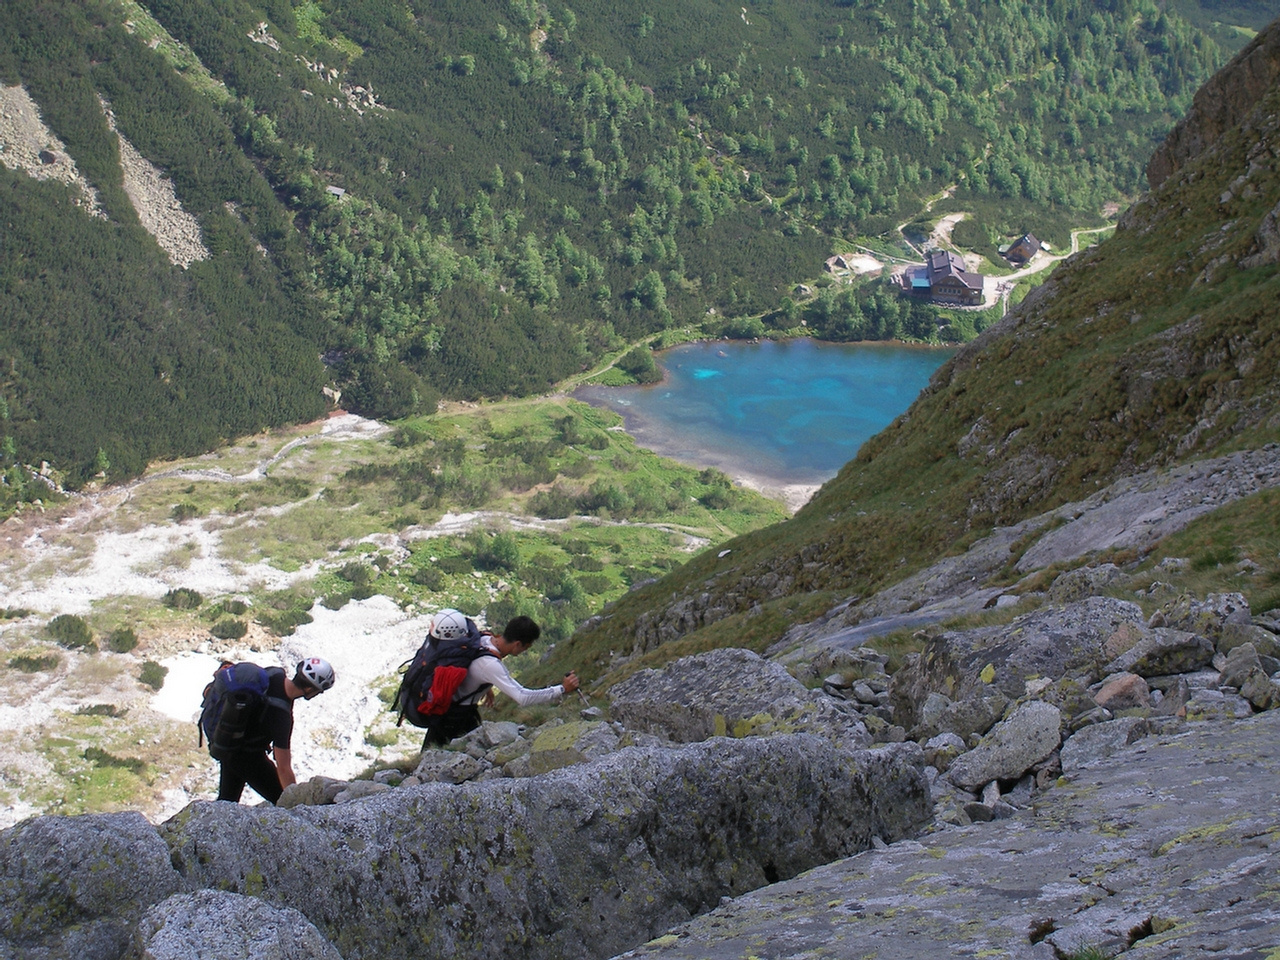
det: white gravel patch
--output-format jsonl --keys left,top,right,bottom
{"left": 151, "top": 651, "right": 225, "bottom": 724}
{"left": 150, "top": 598, "right": 433, "bottom": 788}
{"left": 4, "top": 523, "right": 322, "bottom": 617}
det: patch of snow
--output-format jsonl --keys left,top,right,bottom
{"left": 278, "top": 596, "right": 434, "bottom": 782}
{"left": 151, "top": 651, "right": 224, "bottom": 723}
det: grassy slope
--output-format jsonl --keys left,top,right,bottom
{"left": 529, "top": 54, "right": 1280, "bottom": 691}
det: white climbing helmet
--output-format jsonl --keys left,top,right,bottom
{"left": 297, "top": 656, "right": 336, "bottom": 692}
{"left": 430, "top": 608, "right": 471, "bottom": 641}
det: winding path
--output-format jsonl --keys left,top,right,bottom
{"left": 988, "top": 225, "right": 1114, "bottom": 313}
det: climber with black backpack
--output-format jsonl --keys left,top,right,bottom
{"left": 198, "top": 656, "right": 336, "bottom": 804}
{"left": 393, "top": 609, "right": 579, "bottom": 750}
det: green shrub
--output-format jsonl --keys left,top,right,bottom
{"left": 138, "top": 661, "right": 168, "bottom": 690}
{"left": 210, "top": 618, "right": 248, "bottom": 640}
{"left": 470, "top": 531, "right": 521, "bottom": 572}
{"left": 162, "top": 588, "right": 203, "bottom": 610}
{"left": 410, "top": 566, "right": 446, "bottom": 590}
{"left": 82, "top": 746, "right": 147, "bottom": 775}
{"left": 219, "top": 599, "right": 250, "bottom": 616}
{"left": 699, "top": 487, "right": 733, "bottom": 509}
{"left": 47, "top": 614, "right": 95, "bottom": 651}
{"left": 321, "top": 592, "right": 351, "bottom": 611}
{"left": 1, "top": 607, "right": 31, "bottom": 620}
{"left": 258, "top": 608, "right": 314, "bottom": 636}
{"left": 615, "top": 345, "right": 662, "bottom": 384}
{"left": 170, "top": 502, "right": 200, "bottom": 522}
{"left": 576, "top": 574, "right": 614, "bottom": 595}
{"left": 106, "top": 627, "right": 139, "bottom": 653}
{"left": 338, "top": 562, "right": 375, "bottom": 587}
{"left": 76, "top": 703, "right": 127, "bottom": 717}
{"left": 8, "top": 653, "right": 60, "bottom": 672}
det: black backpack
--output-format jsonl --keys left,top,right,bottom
{"left": 198, "top": 662, "right": 290, "bottom": 758}
{"left": 392, "top": 618, "right": 495, "bottom": 728}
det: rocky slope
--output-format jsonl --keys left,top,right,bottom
{"left": 0, "top": 734, "right": 929, "bottom": 960}
{"left": 613, "top": 710, "right": 1280, "bottom": 960}
{"left": 3, "top": 562, "right": 1280, "bottom": 958}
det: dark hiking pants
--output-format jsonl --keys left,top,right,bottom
{"left": 422, "top": 703, "right": 482, "bottom": 750}
{"left": 216, "top": 749, "right": 283, "bottom": 804}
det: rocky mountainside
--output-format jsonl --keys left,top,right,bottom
{"left": 3, "top": 571, "right": 1279, "bottom": 958}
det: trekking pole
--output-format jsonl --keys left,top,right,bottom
{"left": 568, "top": 674, "right": 591, "bottom": 708}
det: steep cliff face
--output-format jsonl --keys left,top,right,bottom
{"left": 552, "top": 16, "right": 1280, "bottom": 676}
{"left": 1147, "top": 18, "right": 1280, "bottom": 189}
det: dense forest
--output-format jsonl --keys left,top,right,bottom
{"left": 0, "top": 0, "right": 1275, "bottom": 493}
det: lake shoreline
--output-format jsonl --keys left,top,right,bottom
{"left": 574, "top": 339, "right": 954, "bottom": 515}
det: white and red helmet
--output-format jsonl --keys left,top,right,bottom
{"left": 297, "top": 656, "right": 336, "bottom": 692}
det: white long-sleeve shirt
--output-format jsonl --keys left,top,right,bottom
{"left": 454, "top": 637, "right": 566, "bottom": 707}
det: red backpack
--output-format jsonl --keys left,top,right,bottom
{"left": 391, "top": 619, "right": 495, "bottom": 728}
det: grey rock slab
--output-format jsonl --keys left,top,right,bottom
{"left": 1048, "top": 563, "right": 1128, "bottom": 603}
{"left": 606, "top": 710, "right": 1280, "bottom": 960}
{"left": 1104, "top": 628, "right": 1215, "bottom": 678}
{"left": 890, "top": 598, "right": 1147, "bottom": 721}
{"left": 133, "top": 889, "right": 344, "bottom": 959}
{"left": 609, "top": 648, "right": 867, "bottom": 747}
{"left": 945, "top": 700, "right": 1062, "bottom": 791}
{"left": 772, "top": 450, "right": 1280, "bottom": 669}
{"left": 1060, "top": 716, "right": 1151, "bottom": 774}
{"left": 1015, "top": 450, "right": 1280, "bottom": 572}
{"left": 0, "top": 811, "right": 185, "bottom": 957}
{"left": 1221, "top": 641, "right": 1263, "bottom": 688}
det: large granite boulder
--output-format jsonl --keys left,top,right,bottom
{"left": 0, "top": 736, "right": 929, "bottom": 960}
{"left": 132, "top": 889, "right": 343, "bottom": 959}
{"left": 1148, "top": 592, "right": 1250, "bottom": 641}
{"left": 527, "top": 719, "right": 624, "bottom": 774}
{"left": 160, "top": 736, "right": 929, "bottom": 960}
{"left": 1102, "top": 628, "right": 1215, "bottom": 678}
{"left": 1060, "top": 717, "right": 1152, "bottom": 775}
{"left": 605, "top": 710, "right": 1280, "bottom": 960}
{"left": 890, "top": 597, "right": 1148, "bottom": 728}
{"left": 609, "top": 648, "right": 868, "bottom": 749}
{"left": 945, "top": 700, "right": 1062, "bottom": 792}
{"left": 0, "top": 812, "right": 185, "bottom": 960}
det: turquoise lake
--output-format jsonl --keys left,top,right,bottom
{"left": 574, "top": 339, "right": 955, "bottom": 489}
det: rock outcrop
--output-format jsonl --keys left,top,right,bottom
{"left": 0, "top": 736, "right": 930, "bottom": 960}
{"left": 133, "top": 890, "right": 342, "bottom": 960}
{"left": 609, "top": 648, "right": 870, "bottom": 749}
{"left": 1147, "top": 19, "right": 1280, "bottom": 189}
{"left": 607, "top": 710, "right": 1280, "bottom": 960}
